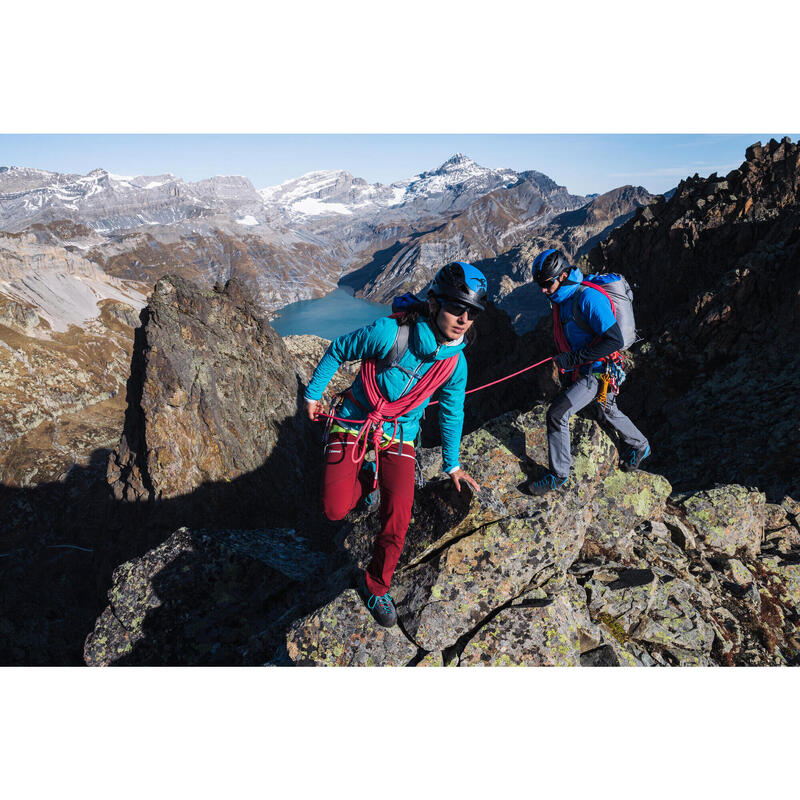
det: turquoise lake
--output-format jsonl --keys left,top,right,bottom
{"left": 271, "top": 288, "right": 391, "bottom": 340}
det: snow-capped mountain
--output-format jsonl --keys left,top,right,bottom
{"left": 259, "top": 170, "right": 401, "bottom": 218}
{"left": 0, "top": 154, "right": 628, "bottom": 321}
{"left": 0, "top": 166, "right": 267, "bottom": 234}
{"left": 258, "top": 153, "right": 521, "bottom": 223}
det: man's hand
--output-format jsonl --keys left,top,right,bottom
{"left": 305, "top": 399, "right": 324, "bottom": 421}
{"left": 554, "top": 351, "right": 580, "bottom": 370}
{"left": 449, "top": 468, "right": 481, "bottom": 493}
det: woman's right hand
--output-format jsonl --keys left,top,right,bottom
{"left": 305, "top": 399, "right": 324, "bottom": 421}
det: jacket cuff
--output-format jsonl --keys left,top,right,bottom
{"left": 446, "top": 464, "right": 460, "bottom": 474}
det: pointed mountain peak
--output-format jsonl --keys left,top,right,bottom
{"left": 438, "top": 153, "right": 477, "bottom": 170}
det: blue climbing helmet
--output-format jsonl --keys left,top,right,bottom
{"left": 531, "top": 249, "right": 571, "bottom": 286}
{"left": 429, "top": 261, "right": 488, "bottom": 311}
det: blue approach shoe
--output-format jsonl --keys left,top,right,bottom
{"left": 621, "top": 444, "right": 651, "bottom": 472}
{"left": 358, "top": 576, "right": 397, "bottom": 628}
{"left": 360, "top": 461, "right": 380, "bottom": 511}
{"left": 526, "top": 472, "right": 569, "bottom": 497}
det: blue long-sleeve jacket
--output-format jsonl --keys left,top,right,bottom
{"left": 550, "top": 267, "right": 619, "bottom": 375}
{"left": 304, "top": 315, "right": 468, "bottom": 472}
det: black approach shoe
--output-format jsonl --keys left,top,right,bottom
{"left": 621, "top": 444, "right": 651, "bottom": 472}
{"left": 358, "top": 576, "right": 397, "bottom": 628}
{"left": 525, "top": 472, "right": 569, "bottom": 497}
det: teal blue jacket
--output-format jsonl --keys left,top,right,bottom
{"left": 304, "top": 316, "right": 468, "bottom": 472}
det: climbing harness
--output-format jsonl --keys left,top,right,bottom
{"left": 318, "top": 339, "right": 459, "bottom": 489}
{"left": 315, "top": 331, "right": 555, "bottom": 486}
{"left": 594, "top": 353, "right": 627, "bottom": 409}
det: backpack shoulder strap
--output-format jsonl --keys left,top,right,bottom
{"left": 571, "top": 280, "right": 620, "bottom": 336}
{"left": 380, "top": 321, "right": 410, "bottom": 371}
{"left": 580, "top": 280, "right": 617, "bottom": 317}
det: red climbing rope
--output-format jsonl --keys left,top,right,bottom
{"left": 314, "top": 353, "right": 556, "bottom": 487}
{"left": 428, "top": 355, "right": 554, "bottom": 405}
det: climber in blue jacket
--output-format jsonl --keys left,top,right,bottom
{"left": 527, "top": 249, "right": 651, "bottom": 496}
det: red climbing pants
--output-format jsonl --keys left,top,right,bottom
{"left": 321, "top": 432, "right": 416, "bottom": 597}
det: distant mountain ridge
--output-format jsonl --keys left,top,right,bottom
{"left": 0, "top": 153, "right": 589, "bottom": 317}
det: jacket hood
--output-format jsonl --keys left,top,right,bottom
{"left": 549, "top": 266, "right": 584, "bottom": 305}
{"left": 411, "top": 318, "right": 467, "bottom": 360}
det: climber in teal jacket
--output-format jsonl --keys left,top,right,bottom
{"left": 303, "top": 262, "right": 485, "bottom": 629}
{"left": 304, "top": 314, "right": 468, "bottom": 474}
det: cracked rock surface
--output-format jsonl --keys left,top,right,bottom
{"left": 283, "top": 407, "right": 800, "bottom": 667}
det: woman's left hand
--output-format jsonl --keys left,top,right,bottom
{"left": 448, "top": 468, "right": 481, "bottom": 493}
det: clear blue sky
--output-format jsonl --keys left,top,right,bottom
{"left": 1, "top": 134, "right": 796, "bottom": 197}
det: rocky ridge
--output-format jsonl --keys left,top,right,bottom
{"left": 585, "top": 137, "right": 800, "bottom": 500}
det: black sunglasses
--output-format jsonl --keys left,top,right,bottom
{"left": 537, "top": 275, "right": 560, "bottom": 289}
{"left": 441, "top": 301, "right": 481, "bottom": 320}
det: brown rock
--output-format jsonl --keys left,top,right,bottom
{"left": 108, "top": 274, "right": 310, "bottom": 526}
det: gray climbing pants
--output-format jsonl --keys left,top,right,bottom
{"left": 547, "top": 374, "right": 649, "bottom": 478}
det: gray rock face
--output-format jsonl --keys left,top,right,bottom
{"left": 107, "top": 274, "right": 311, "bottom": 527}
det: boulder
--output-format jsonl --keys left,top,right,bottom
{"left": 392, "top": 513, "right": 585, "bottom": 652}
{"left": 458, "top": 593, "right": 582, "bottom": 667}
{"left": 584, "top": 564, "right": 716, "bottom": 666}
{"left": 285, "top": 589, "right": 417, "bottom": 667}
{"left": 675, "top": 485, "right": 766, "bottom": 558}
{"left": 84, "top": 526, "right": 319, "bottom": 666}
{"left": 458, "top": 574, "right": 603, "bottom": 667}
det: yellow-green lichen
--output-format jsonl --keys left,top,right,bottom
{"left": 598, "top": 613, "right": 631, "bottom": 645}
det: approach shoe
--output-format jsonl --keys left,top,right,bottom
{"left": 360, "top": 461, "right": 380, "bottom": 511}
{"left": 359, "top": 576, "right": 397, "bottom": 628}
{"left": 621, "top": 444, "right": 651, "bottom": 472}
{"left": 526, "top": 472, "right": 569, "bottom": 497}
